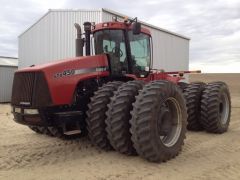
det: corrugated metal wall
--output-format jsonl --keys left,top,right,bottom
{"left": 19, "top": 10, "right": 102, "bottom": 68}
{"left": 102, "top": 11, "right": 189, "bottom": 71}
{"left": 150, "top": 28, "right": 189, "bottom": 71}
{"left": 0, "top": 66, "right": 17, "bottom": 102}
{"left": 19, "top": 9, "right": 189, "bottom": 72}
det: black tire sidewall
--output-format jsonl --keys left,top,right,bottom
{"left": 150, "top": 83, "right": 187, "bottom": 157}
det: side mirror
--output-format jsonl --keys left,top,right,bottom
{"left": 132, "top": 22, "right": 141, "bottom": 34}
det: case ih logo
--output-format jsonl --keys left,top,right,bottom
{"left": 54, "top": 67, "right": 108, "bottom": 78}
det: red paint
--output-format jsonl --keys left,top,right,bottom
{"left": 126, "top": 72, "right": 182, "bottom": 83}
{"left": 93, "top": 21, "right": 151, "bottom": 36}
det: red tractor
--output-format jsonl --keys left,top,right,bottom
{"left": 11, "top": 18, "right": 231, "bottom": 162}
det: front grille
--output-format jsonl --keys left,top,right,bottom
{"left": 11, "top": 72, "right": 35, "bottom": 106}
{"left": 32, "top": 72, "right": 52, "bottom": 107}
{"left": 11, "top": 72, "right": 52, "bottom": 107}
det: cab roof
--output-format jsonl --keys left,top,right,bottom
{"left": 92, "top": 21, "right": 151, "bottom": 36}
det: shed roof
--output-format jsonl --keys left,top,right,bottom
{"left": 0, "top": 56, "right": 18, "bottom": 67}
{"left": 102, "top": 8, "right": 190, "bottom": 40}
{"left": 19, "top": 8, "right": 190, "bottom": 40}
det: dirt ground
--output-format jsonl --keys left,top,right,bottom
{"left": 0, "top": 73, "right": 240, "bottom": 180}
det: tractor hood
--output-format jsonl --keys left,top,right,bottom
{"left": 12, "top": 55, "right": 109, "bottom": 106}
{"left": 17, "top": 54, "right": 109, "bottom": 74}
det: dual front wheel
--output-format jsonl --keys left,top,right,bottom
{"left": 86, "top": 80, "right": 187, "bottom": 162}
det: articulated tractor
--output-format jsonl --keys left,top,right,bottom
{"left": 11, "top": 18, "right": 231, "bottom": 162}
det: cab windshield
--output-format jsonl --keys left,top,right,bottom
{"left": 94, "top": 30, "right": 128, "bottom": 75}
{"left": 128, "top": 31, "right": 151, "bottom": 76}
{"left": 94, "top": 29, "right": 151, "bottom": 77}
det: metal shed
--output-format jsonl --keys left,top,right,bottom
{"left": 18, "top": 8, "right": 190, "bottom": 72}
{"left": 0, "top": 56, "right": 18, "bottom": 103}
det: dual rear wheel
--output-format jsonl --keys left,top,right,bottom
{"left": 184, "top": 81, "right": 231, "bottom": 133}
{"left": 200, "top": 82, "right": 231, "bottom": 133}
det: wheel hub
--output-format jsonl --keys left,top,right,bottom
{"left": 157, "top": 97, "right": 182, "bottom": 147}
{"left": 158, "top": 107, "right": 172, "bottom": 136}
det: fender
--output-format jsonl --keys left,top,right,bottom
{"left": 17, "top": 54, "right": 110, "bottom": 106}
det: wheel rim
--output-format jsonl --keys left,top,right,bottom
{"left": 158, "top": 97, "right": 182, "bottom": 147}
{"left": 219, "top": 92, "right": 230, "bottom": 125}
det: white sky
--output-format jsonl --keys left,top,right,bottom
{"left": 0, "top": 0, "right": 240, "bottom": 73}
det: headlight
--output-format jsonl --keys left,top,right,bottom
{"left": 24, "top": 109, "right": 39, "bottom": 115}
{"left": 14, "top": 107, "right": 21, "bottom": 113}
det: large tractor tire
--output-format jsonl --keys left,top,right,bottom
{"left": 177, "top": 82, "right": 188, "bottom": 92}
{"left": 184, "top": 82, "right": 206, "bottom": 131}
{"left": 106, "top": 81, "right": 144, "bottom": 155}
{"left": 200, "top": 81, "right": 231, "bottom": 133}
{"left": 130, "top": 80, "right": 187, "bottom": 162}
{"left": 86, "top": 81, "right": 122, "bottom": 150}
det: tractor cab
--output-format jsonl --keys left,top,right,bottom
{"left": 77, "top": 18, "right": 152, "bottom": 78}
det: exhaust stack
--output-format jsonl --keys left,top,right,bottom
{"left": 83, "top": 22, "right": 92, "bottom": 56}
{"left": 74, "top": 23, "right": 84, "bottom": 57}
